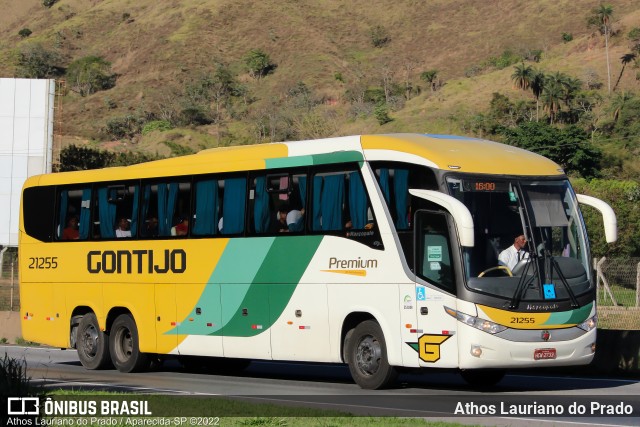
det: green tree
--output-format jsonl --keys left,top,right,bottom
{"left": 530, "top": 69, "right": 545, "bottom": 122}
{"left": 18, "top": 28, "right": 32, "bottom": 38}
{"left": 58, "top": 145, "right": 115, "bottom": 171}
{"left": 243, "top": 49, "right": 276, "bottom": 80}
{"left": 500, "top": 121, "right": 602, "bottom": 178}
{"left": 609, "top": 90, "right": 634, "bottom": 122}
{"left": 374, "top": 103, "right": 392, "bottom": 125}
{"left": 541, "top": 78, "right": 563, "bottom": 124}
{"left": 588, "top": 4, "right": 614, "bottom": 94}
{"left": 572, "top": 178, "right": 640, "bottom": 257}
{"left": 420, "top": 70, "right": 438, "bottom": 92}
{"left": 66, "top": 56, "right": 116, "bottom": 96}
{"left": 511, "top": 62, "right": 533, "bottom": 91}
{"left": 15, "top": 44, "right": 62, "bottom": 78}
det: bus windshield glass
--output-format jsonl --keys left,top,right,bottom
{"left": 446, "top": 176, "right": 591, "bottom": 301}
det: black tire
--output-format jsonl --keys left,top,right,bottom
{"left": 109, "top": 314, "right": 150, "bottom": 373}
{"left": 460, "top": 369, "right": 506, "bottom": 387}
{"left": 76, "top": 313, "right": 111, "bottom": 370}
{"left": 345, "top": 320, "right": 398, "bottom": 389}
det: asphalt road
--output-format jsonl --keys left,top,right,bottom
{"left": 2, "top": 345, "right": 640, "bottom": 426}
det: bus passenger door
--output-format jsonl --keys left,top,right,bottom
{"left": 414, "top": 210, "right": 459, "bottom": 368}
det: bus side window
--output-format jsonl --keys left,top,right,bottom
{"left": 415, "top": 210, "right": 455, "bottom": 294}
{"left": 139, "top": 181, "right": 191, "bottom": 238}
{"left": 219, "top": 176, "right": 246, "bottom": 235}
{"left": 311, "top": 171, "right": 345, "bottom": 232}
{"left": 310, "top": 167, "right": 374, "bottom": 234}
{"left": 192, "top": 178, "right": 220, "bottom": 236}
{"left": 57, "top": 187, "right": 92, "bottom": 241}
{"left": 93, "top": 183, "right": 139, "bottom": 239}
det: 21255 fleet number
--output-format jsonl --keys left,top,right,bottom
{"left": 28, "top": 257, "right": 58, "bottom": 269}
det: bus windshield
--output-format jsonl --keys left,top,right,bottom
{"left": 446, "top": 176, "right": 591, "bottom": 301}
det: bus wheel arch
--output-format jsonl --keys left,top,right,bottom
{"left": 108, "top": 311, "right": 150, "bottom": 373}
{"left": 75, "top": 310, "right": 112, "bottom": 370}
{"left": 342, "top": 314, "right": 398, "bottom": 389}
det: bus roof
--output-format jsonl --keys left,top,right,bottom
{"left": 26, "top": 133, "right": 563, "bottom": 187}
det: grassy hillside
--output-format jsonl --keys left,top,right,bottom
{"left": 1, "top": 0, "right": 640, "bottom": 165}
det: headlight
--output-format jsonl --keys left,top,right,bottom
{"left": 577, "top": 314, "right": 597, "bottom": 332}
{"left": 444, "top": 306, "right": 507, "bottom": 334}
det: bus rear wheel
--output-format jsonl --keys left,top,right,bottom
{"left": 109, "top": 314, "right": 150, "bottom": 373}
{"left": 76, "top": 313, "right": 111, "bottom": 370}
{"left": 345, "top": 320, "right": 397, "bottom": 389}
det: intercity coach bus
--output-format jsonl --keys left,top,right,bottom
{"left": 19, "top": 133, "right": 617, "bottom": 389}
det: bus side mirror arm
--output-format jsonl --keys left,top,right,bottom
{"left": 576, "top": 194, "right": 617, "bottom": 243}
{"left": 408, "top": 189, "right": 475, "bottom": 247}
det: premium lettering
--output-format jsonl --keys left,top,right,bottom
{"left": 328, "top": 257, "right": 378, "bottom": 269}
{"left": 87, "top": 249, "right": 186, "bottom": 274}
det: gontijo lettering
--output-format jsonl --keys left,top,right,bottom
{"left": 87, "top": 249, "right": 186, "bottom": 274}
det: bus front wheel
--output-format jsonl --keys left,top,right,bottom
{"left": 76, "top": 313, "right": 111, "bottom": 370}
{"left": 345, "top": 320, "right": 398, "bottom": 389}
{"left": 109, "top": 314, "right": 150, "bottom": 373}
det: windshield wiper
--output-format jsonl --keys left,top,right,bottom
{"left": 549, "top": 256, "right": 580, "bottom": 308}
{"left": 508, "top": 251, "right": 537, "bottom": 309}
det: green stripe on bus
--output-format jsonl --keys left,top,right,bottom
{"left": 544, "top": 302, "right": 592, "bottom": 326}
{"left": 172, "top": 236, "right": 323, "bottom": 337}
{"left": 215, "top": 235, "right": 323, "bottom": 337}
{"left": 265, "top": 151, "right": 364, "bottom": 169}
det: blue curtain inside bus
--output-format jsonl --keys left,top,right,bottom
{"left": 79, "top": 189, "right": 91, "bottom": 240}
{"left": 130, "top": 186, "right": 139, "bottom": 236}
{"left": 312, "top": 176, "right": 323, "bottom": 230}
{"left": 158, "top": 183, "right": 179, "bottom": 236}
{"left": 348, "top": 172, "right": 367, "bottom": 229}
{"left": 253, "top": 176, "right": 270, "bottom": 233}
{"left": 378, "top": 168, "right": 391, "bottom": 204}
{"left": 222, "top": 177, "right": 246, "bottom": 234}
{"left": 321, "top": 174, "right": 344, "bottom": 231}
{"left": 98, "top": 187, "right": 116, "bottom": 238}
{"left": 394, "top": 169, "right": 409, "bottom": 229}
{"left": 193, "top": 179, "right": 219, "bottom": 235}
{"left": 57, "top": 191, "right": 68, "bottom": 239}
{"left": 141, "top": 186, "right": 151, "bottom": 236}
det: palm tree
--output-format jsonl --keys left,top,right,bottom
{"left": 541, "top": 78, "right": 564, "bottom": 124}
{"left": 613, "top": 53, "right": 637, "bottom": 92}
{"left": 530, "top": 69, "right": 545, "bottom": 122}
{"left": 592, "top": 4, "right": 614, "bottom": 94}
{"left": 609, "top": 91, "right": 634, "bottom": 122}
{"left": 511, "top": 62, "right": 533, "bottom": 91}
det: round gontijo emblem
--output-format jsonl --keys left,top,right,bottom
{"left": 541, "top": 330, "right": 551, "bottom": 341}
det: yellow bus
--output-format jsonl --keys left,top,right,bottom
{"left": 19, "top": 133, "right": 616, "bottom": 389}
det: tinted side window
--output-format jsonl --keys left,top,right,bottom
{"left": 93, "top": 183, "right": 139, "bottom": 239}
{"left": 23, "top": 186, "right": 56, "bottom": 242}
{"left": 310, "top": 166, "right": 382, "bottom": 249}
{"left": 370, "top": 162, "right": 438, "bottom": 231}
{"left": 56, "top": 186, "right": 92, "bottom": 241}
{"left": 219, "top": 176, "right": 247, "bottom": 235}
{"left": 250, "top": 172, "right": 307, "bottom": 235}
{"left": 140, "top": 181, "right": 191, "bottom": 238}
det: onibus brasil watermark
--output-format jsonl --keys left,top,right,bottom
{"left": 6, "top": 397, "right": 220, "bottom": 426}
